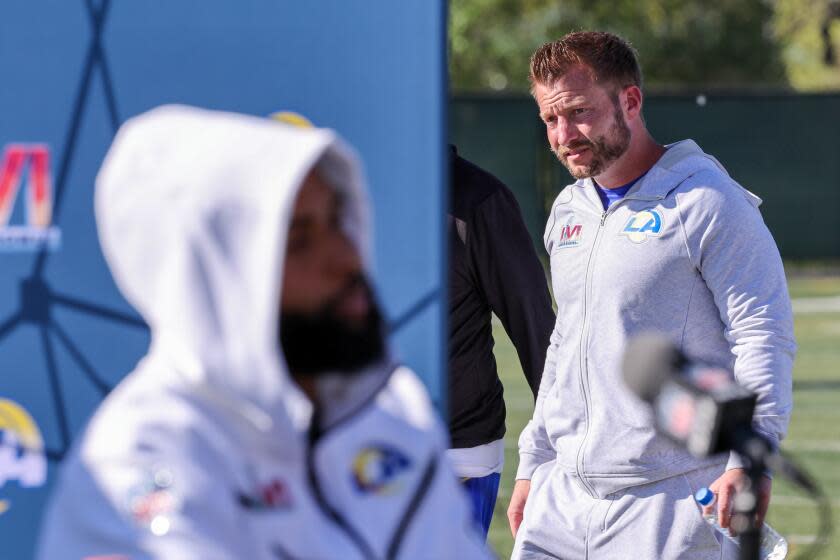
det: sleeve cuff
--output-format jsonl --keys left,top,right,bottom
{"left": 515, "top": 451, "right": 553, "bottom": 480}
{"left": 725, "top": 431, "right": 779, "bottom": 477}
{"left": 725, "top": 451, "right": 746, "bottom": 472}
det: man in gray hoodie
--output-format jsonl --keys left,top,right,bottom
{"left": 508, "top": 32, "right": 795, "bottom": 559}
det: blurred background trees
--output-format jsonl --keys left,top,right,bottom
{"left": 449, "top": 0, "right": 840, "bottom": 92}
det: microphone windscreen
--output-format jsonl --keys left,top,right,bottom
{"left": 622, "top": 332, "right": 683, "bottom": 402}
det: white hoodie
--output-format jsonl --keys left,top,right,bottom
{"left": 38, "top": 106, "right": 489, "bottom": 559}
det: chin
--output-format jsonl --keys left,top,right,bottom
{"left": 569, "top": 166, "right": 594, "bottom": 179}
{"left": 341, "top": 315, "right": 369, "bottom": 333}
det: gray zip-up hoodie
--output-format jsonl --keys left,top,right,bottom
{"left": 517, "top": 140, "right": 795, "bottom": 498}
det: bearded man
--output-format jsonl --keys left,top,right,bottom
{"left": 507, "top": 32, "right": 795, "bottom": 559}
{"left": 38, "top": 105, "right": 489, "bottom": 559}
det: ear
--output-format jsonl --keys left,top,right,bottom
{"left": 621, "top": 85, "right": 643, "bottom": 121}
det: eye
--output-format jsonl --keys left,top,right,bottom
{"left": 572, "top": 108, "right": 590, "bottom": 116}
{"left": 329, "top": 208, "right": 343, "bottom": 232}
{"left": 543, "top": 115, "right": 557, "bottom": 127}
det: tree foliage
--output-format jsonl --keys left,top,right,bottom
{"left": 449, "top": 0, "right": 823, "bottom": 92}
{"left": 775, "top": 0, "right": 840, "bottom": 90}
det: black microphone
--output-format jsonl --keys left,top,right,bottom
{"left": 622, "top": 332, "right": 771, "bottom": 463}
{"left": 625, "top": 333, "right": 833, "bottom": 560}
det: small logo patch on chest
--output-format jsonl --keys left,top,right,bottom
{"left": 238, "top": 478, "right": 294, "bottom": 511}
{"left": 621, "top": 210, "right": 663, "bottom": 243}
{"left": 556, "top": 223, "right": 583, "bottom": 248}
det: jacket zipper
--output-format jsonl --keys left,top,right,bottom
{"left": 304, "top": 398, "right": 438, "bottom": 560}
{"left": 574, "top": 199, "right": 632, "bottom": 496}
{"left": 306, "top": 416, "right": 377, "bottom": 559}
{"left": 574, "top": 209, "right": 607, "bottom": 497}
{"left": 385, "top": 454, "right": 438, "bottom": 560}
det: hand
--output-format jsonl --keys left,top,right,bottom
{"left": 507, "top": 479, "right": 531, "bottom": 537}
{"left": 704, "top": 469, "right": 772, "bottom": 533}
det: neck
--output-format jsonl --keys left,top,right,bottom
{"left": 594, "top": 129, "right": 666, "bottom": 189}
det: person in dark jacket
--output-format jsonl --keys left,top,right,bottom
{"left": 447, "top": 146, "right": 555, "bottom": 538}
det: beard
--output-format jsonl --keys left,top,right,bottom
{"left": 280, "top": 276, "right": 386, "bottom": 377}
{"left": 554, "top": 103, "right": 631, "bottom": 179}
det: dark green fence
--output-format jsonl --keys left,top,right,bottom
{"left": 450, "top": 93, "right": 840, "bottom": 259}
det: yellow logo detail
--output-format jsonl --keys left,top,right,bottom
{"left": 0, "top": 398, "right": 47, "bottom": 515}
{"left": 269, "top": 111, "right": 314, "bottom": 129}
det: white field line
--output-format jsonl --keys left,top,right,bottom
{"left": 494, "top": 489, "right": 840, "bottom": 509}
{"left": 791, "top": 296, "right": 840, "bottom": 313}
{"left": 772, "top": 495, "right": 840, "bottom": 508}
{"left": 502, "top": 439, "right": 840, "bottom": 455}
{"left": 494, "top": 298, "right": 840, "bottom": 316}
{"left": 782, "top": 440, "right": 840, "bottom": 453}
{"left": 786, "top": 534, "right": 818, "bottom": 545}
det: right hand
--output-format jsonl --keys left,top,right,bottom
{"left": 507, "top": 479, "right": 531, "bottom": 537}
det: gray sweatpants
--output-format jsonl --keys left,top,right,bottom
{"left": 512, "top": 461, "right": 737, "bottom": 560}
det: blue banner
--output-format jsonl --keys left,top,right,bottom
{"left": 0, "top": 2, "right": 446, "bottom": 556}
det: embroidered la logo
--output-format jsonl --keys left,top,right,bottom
{"left": 621, "top": 210, "right": 663, "bottom": 243}
{"left": 352, "top": 444, "right": 412, "bottom": 495}
{"left": 557, "top": 223, "right": 583, "bottom": 248}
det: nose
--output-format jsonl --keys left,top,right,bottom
{"left": 328, "top": 230, "right": 363, "bottom": 277}
{"left": 555, "top": 116, "right": 580, "bottom": 148}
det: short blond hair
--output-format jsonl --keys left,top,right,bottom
{"left": 529, "top": 31, "right": 642, "bottom": 94}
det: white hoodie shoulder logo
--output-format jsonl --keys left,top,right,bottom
{"left": 124, "top": 467, "right": 178, "bottom": 536}
{"left": 620, "top": 210, "right": 663, "bottom": 243}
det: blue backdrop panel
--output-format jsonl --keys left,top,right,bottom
{"left": 0, "top": 2, "right": 446, "bottom": 556}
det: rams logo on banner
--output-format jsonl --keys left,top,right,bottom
{"left": 621, "top": 209, "right": 663, "bottom": 243}
{"left": 352, "top": 444, "right": 412, "bottom": 495}
{"left": 0, "top": 399, "right": 47, "bottom": 515}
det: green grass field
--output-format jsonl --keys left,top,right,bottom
{"left": 487, "top": 275, "right": 840, "bottom": 558}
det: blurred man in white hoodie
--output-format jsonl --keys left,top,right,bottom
{"left": 38, "top": 105, "right": 488, "bottom": 559}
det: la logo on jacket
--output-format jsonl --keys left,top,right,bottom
{"left": 621, "top": 210, "right": 663, "bottom": 243}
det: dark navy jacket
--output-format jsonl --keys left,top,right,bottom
{"left": 448, "top": 147, "right": 555, "bottom": 448}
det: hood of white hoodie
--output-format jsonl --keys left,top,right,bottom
{"left": 95, "top": 104, "right": 374, "bottom": 436}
